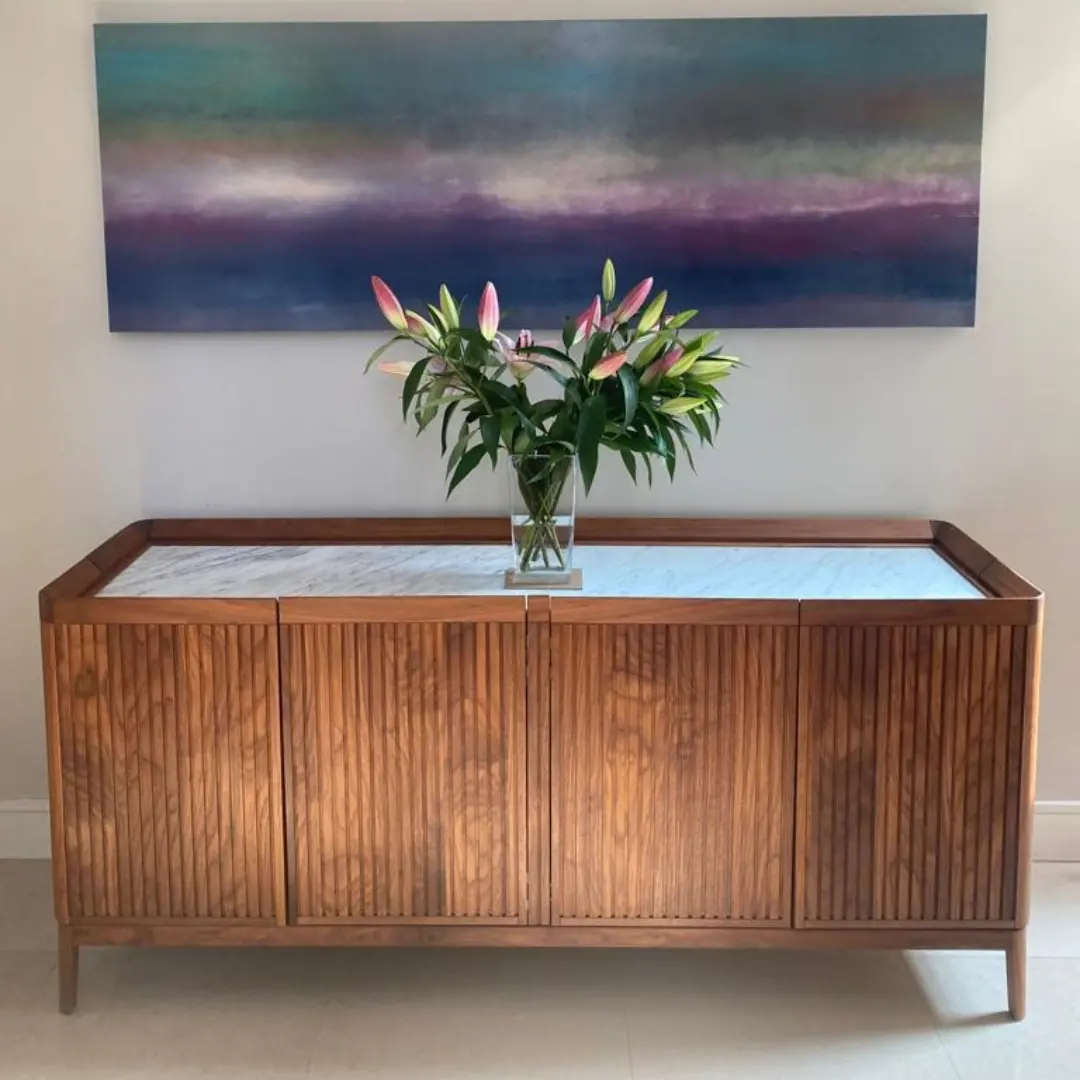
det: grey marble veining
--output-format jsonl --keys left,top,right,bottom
{"left": 97, "top": 543, "right": 985, "bottom": 600}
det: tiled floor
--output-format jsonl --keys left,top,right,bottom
{"left": 1, "top": 861, "right": 1078, "bottom": 1078}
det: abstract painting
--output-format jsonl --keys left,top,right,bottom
{"left": 94, "top": 17, "right": 988, "bottom": 331}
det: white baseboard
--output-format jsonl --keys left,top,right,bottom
{"left": 2, "top": 798, "right": 1079, "bottom": 861}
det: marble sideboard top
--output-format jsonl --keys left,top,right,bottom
{"left": 97, "top": 543, "right": 985, "bottom": 601}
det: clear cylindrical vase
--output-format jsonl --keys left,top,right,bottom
{"left": 506, "top": 453, "right": 578, "bottom": 587}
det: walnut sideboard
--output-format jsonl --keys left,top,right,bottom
{"left": 39, "top": 517, "right": 1042, "bottom": 1018}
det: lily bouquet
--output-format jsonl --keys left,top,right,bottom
{"left": 367, "top": 260, "right": 738, "bottom": 578}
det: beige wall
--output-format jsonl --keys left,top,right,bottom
{"left": 2, "top": 0, "right": 1078, "bottom": 801}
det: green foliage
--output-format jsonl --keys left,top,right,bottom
{"left": 365, "top": 260, "right": 740, "bottom": 498}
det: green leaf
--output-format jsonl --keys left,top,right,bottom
{"left": 643, "top": 453, "right": 654, "bottom": 487}
{"left": 445, "top": 421, "right": 471, "bottom": 478}
{"left": 652, "top": 414, "right": 675, "bottom": 459}
{"left": 576, "top": 394, "right": 608, "bottom": 494}
{"left": 439, "top": 285, "right": 459, "bottom": 329}
{"left": 617, "top": 363, "right": 638, "bottom": 429}
{"left": 688, "top": 407, "right": 714, "bottom": 447}
{"left": 401, "top": 357, "right": 430, "bottom": 420}
{"left": 619, "top": 449, "right": 638, "bottom": 484}
{"left": 482, "top": 381, "right": 518, "bottom": 408}
{"left": 602, "top": 258, "right": 616, "bottom": 303}
{"left": 665, "top": 309, "right": 698, "bottom": 331}
{"left": 479, "top": 415, "right": 501, "bottom": 467}
{"left": 364, "top": 334, "right": 406, "bottom": 373}
{"left": 526, "top": 343, "right": 576, "bottom": 365}
{"left": 671, "top": 421, "right": 696, "bottom": 474}
{"left": 447, "top": 444, "right": 488, "bottom": 497}
{"left": 439, "top": 399, "right": 460, "bottom": 456}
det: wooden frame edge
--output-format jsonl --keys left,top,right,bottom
{"left": 147, "top": 516, "right": 937, "bottom": 546}
{"left": 1015, "top": 613, "right": 1043, "bottom": 929}
{"left": 932, "top": 521, "right": 1041, "bottom": 600}
{"left": 50, "top": 597, "right": 278, "bottom": 626}
{"left": 39, "top": 521, "right": 152, "bottom": 622}
{"left": 69, "top": 923, "right": 1015, "bottom": 950}
{"left": 40, "top": 626, "right": 69, "bottom": 924}
{"left": 799, "top": 598, "right": 1040, "bottom": 627}
{"left": 550, "top": 598, "right": 800, "bottom": 625}
{"left": 280, "top": 596, "right": 528, "bottom": 624}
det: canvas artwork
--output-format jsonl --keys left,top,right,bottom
{"left": 94, "top": 16, "right": 987, "bottom": 331}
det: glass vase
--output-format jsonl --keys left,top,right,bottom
{"left": 506, "top": 453, "right": 578, "bottom": 587}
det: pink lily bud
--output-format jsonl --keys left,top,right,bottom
{"left": 599, "top": 314, "right": 615, "bottom": 332}
{"left": 573, "top": 295, "right": 603, "bottom": 344}
{"left": 515, "top": 328, "right": 534, "bottom": 352}
{"left": 371, "top": 276, "right": 407, "bottom": 331}
{"left": 640, "top": 345, "right": 683, "bottom": 386}
{"left": 588, "top": 350, "right": 630, "bottom": 380}
{"left": 478, "top": 281, "right": 500, "bottom": 341}
{"left": 613, "top": 277, "right": 654, "bottom": 322}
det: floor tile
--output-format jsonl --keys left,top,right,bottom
{"left": 908, "top": 954, "right": 1080, "bottom": 1080}
{"left": 624, "top": 951, "right": 958, "bottom": 1079}
{"left": 310, "top": 950, "right": 633, "bottom": 1079}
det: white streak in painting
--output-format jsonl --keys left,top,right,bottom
{"left": 102, "top": 140, "right": 981, "bottom": 222}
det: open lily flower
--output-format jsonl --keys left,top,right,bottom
{"left": 371, "top": 276, "right": 407, "bottom": 331}
{"left": 478, "top": 282, "right": 500, "bottom": 341}
{"left": 613, "top": 277, "right": 654, "bottom": 323}
{"left": 499, "top": 329, "right": 545, "bottom": 381}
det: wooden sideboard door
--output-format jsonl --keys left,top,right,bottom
{"left": 43, "top": 602, "right": 286, "bottom": 924}
{"left": 548, "top": 600, "right": 799, "bottom": 926}
{"left": 280, "top": 598, "right": 529, "bottom": 924}
{"left": 796, "top": 617, "right": 1032, "bottom": 927}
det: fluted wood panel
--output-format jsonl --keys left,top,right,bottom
{"left": 798, "top": 624, "right": 1028, "bottom": 926}
{"left": 551, "top": 622, "right": 798, "bottom": 924}
{"left": 284, "top": 620, "right": 527, "bottom": 922}
{"left": 47, "top": 622, "right": 283, "bottom": 922}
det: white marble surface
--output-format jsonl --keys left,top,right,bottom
{"left": 97, "top": 543, "right": 985, "bottom": 600}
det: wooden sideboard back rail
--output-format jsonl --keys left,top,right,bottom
{"left": 38, "top": 518, "right": 1042, "bottom": 1020}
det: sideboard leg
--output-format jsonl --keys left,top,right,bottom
{"left": 58, "top": 925, "right": 79, "bottom": 1015}
{"left": 1006, "top": 929, "right": 1027, "bottom": 1022}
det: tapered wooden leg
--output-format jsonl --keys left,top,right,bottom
{"left": 1006, "top": 928, "right": 1026, "bottom": 1021}
{"left": 58, "top": 925, "right": 79, "bottom": 1015}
